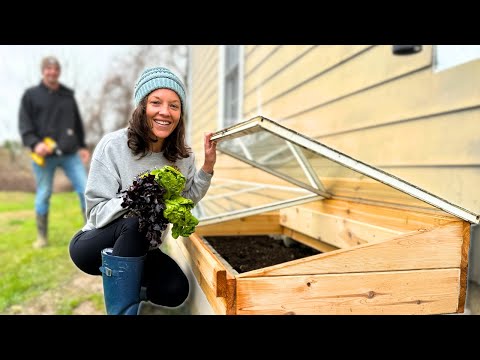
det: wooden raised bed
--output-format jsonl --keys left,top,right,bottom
{"left": 173, "top": 117, "right": 478, "bottom": 315}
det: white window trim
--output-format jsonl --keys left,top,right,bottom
{"left": 433, "top": 45, "right": 480, "bottom": 73}
{"left": 217, "top": 45, "right": 244, "bottom": 130}
{"left": 217, "top": 45, "right": 225, "bottom": 130}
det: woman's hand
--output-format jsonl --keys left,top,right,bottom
{"left": 202, "top": 132, "right": 217, "bottom": 175}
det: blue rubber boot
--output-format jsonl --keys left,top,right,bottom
{"left": 99, "top": 248, "right": 146, "bottom": 315}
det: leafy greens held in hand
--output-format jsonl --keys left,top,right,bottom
{"left": 120, "top": 165, "right": 199, "bottom": 247}
{"left": 120, "top": 174, "right": 169, "bottom": 247}
{"left": 164, "top": 195, "right": 198, "bottom": 239}
{"left": 148, "top": 166, "right": 186, "bottom": 199}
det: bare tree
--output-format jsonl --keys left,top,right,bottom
{"left": 83, "top": 45, "right": 189, "bottom": 147}
{"left": 163, "top": 45, "right": 189, "bottom": 85}
{"left": 2, "top": 139, "right": 23, "bottom": 163}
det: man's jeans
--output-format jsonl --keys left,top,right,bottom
{"left": 32, "top": 152, "right": 87, "bottom": 216}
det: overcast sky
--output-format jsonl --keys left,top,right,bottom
{"left": 0, "top": 45, "right": 133, "bottom": 144}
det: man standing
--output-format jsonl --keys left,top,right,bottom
{"left": 19, "top": 56, "right": 90, "bottom": 248}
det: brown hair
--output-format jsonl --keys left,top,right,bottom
{"left": 127, "top": 97, "right": 191, "bottom": 162}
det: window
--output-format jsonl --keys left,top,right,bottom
{"left": 218, "top": 45, "right": 244, "bottom": 128}
{"left": 434, "top": 45, "right": 480, "bottom": 72}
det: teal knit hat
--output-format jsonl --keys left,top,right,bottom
{"left": 133, "top": 67, "right": 186, "bottom": 110}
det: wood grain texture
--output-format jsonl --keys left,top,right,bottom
{"left": 458, "top": 222, "right": 471, "bottom": 312}
{"left": 236, "top": 268, "right": 460, "bottom": 314}
{"left": 239, "top": 221, "right": 464, "bottom": 277}
{"left": 281, "top": 227, "right": 339, "bottom": 253}
{"left": 293, "top": 199, "right": 457, "bottom": 232}
{"left": 178, "top": 234, "right": 236, "bottom": 314}
{"left": 280, "top": 205, "right": 403, "bottom": 249}
{"left": 197, "top": 213, "right": 282, "bottom": 236}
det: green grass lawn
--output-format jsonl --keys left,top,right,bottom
{"left": 0, "top": 191, "right": 103, "bottom": 314}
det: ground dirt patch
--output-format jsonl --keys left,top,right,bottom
{"left": 0, "top": 148, "right": 73, "bottom": 192}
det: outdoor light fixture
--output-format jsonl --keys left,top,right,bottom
{"left": 392, "top": 45, "right": 423, "bottom": 55}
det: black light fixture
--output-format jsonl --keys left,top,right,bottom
{"left": 392, "top": 45, "right": 423, "bottom": 55}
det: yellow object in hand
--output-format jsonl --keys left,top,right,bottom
{"left": 31, "top": 137, "right": 58, "bottom": 167}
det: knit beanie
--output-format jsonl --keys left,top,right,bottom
{"left": 133, "top": 67, "right": 186, "bottom": 110}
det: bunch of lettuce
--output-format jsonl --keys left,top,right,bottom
{"left": 149, "top": 166, "right": 199, "bottom": 239}
{"left": 120, "top": 165, "right": 199, "bottom": 247}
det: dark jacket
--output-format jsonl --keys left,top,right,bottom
{"left": 18, "top": 81, "right": 87, "bottom": 154}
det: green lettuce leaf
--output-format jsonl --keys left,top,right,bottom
{"left": 138, "top": 166, "right": 199, "bottom": 239}
{"left": 148, "top": 166, "right": 186, "bottom": 199}
{"left": 164, "top": 196, "right": 199, "bottom": 238}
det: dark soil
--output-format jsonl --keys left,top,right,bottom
{"left": 204, "top": 235, "right": 321, "bottom": 273}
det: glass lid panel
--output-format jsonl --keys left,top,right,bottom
{"left": 210, "top": 117, "right": 479, "bottom": 224}
{"left": 298, "top": 146, "right": 432, "bottom": 209}
{"left": 224, "top": 134, "right": 315, "bottom": 191}
{"left": 193, "top": 178, "right": 320, "bottom": 226}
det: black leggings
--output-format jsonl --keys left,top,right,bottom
{"left": 69, "top": 216, "right": 189, "bottom": 307}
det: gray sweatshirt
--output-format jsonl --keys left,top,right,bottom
{"left": 82, "top": 128, "right": 212, "bottom": 231}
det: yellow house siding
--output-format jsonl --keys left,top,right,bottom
{"left": 189, "top": 45, "right": 480, "bottom": 214}
{"left": 244, "top": 45, "right": 315, "bottom": 94}
{"left": 245, "top": 45, "right": 258, "bottom": 57}
{"left": 380, "top": 168, "right": 480, "bottom": 213}
{"left": 244, "top": 45, "right": 432, "bottom": 120}
{"left": 283, "top": 60, "right": 480, "bottom": 137}
{"left": 243, "top": 45, "right": 372, "bottom": 116}
{"left": 317, "top": 108, "right": 480, "bottom": 167}
{"left": 244, "top": 45, "right": 281, "bottom": 76}
{"left": 271, "top": 55, "right": 480, "bottom": 212}
{"left": 189, "top": 45, "right": 219, "bottom": 159}
{"left": 189, "top": 47, "right": 218, "bottom": 114}
{"left": 190, "top": 46, "right": 216, "bottom": 85}
{"left": 192, "top": 86, "right": 218, "bottom": 123}
{"left": 314, "top": 108, "right": 480, "bottom": 212}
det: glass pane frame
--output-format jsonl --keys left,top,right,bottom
{"left": 209, "top": 116, "right": 479, "bottom": 225}
{"left": 193, "top": 178, "right": 320, "bottom": 226}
